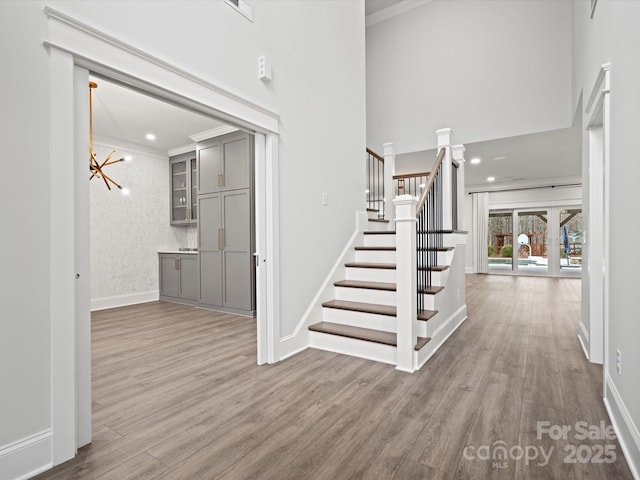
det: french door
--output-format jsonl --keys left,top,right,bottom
{"left": 488, "top": 206, "right": 582, "bottom": 276}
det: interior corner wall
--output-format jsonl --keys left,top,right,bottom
{"left": 90, "top": 142, "right": 195, "bottom": 308}
{"left": 572, "top": 1, "right": 640, "bottom": 476}
{"left": 366, "top": 0, "right": 573, "bottom": 154}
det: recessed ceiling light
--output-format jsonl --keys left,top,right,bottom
{"left": 487, "top": 176, "right": 496, "bottom": 182}
{"left": 146, "top": 133, "right": 156, "bottom": 141}
{"left": 470, "top": 158, "right": 481, "bottom": 165}
{"left": 124, "top": 155, "right": 133, "bottom": 162}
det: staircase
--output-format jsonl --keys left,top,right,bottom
{"left": 308, "top": 210, "right": 458, "bottom": 367}
{"left": 305, "top": 130, "right": 467, "bottom": 372}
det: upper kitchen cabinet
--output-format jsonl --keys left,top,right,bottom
{"left": 197, "top": 131, "right": 253, "bottom": 194}
{"left": 170, "top": 152, "right": 197, "bottom": 225}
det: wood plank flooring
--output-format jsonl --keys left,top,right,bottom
{"left": 35, "top": 275, "right": 634, "bottom": 480}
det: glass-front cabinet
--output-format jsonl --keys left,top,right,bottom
{"left": 170, "top": 152, "right": 197, "bottom": 225}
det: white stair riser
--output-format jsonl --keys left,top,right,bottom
{"left": 309, "top": 331, "right": 397, "bottom": 365}
{"left": 363, "top": 234, "right": 396, "bottom": 248}
{"left": 420, "top": 294, "right": 439, "bottom": 311}
{"left": 366, "top": 220, "right": 391, "bottom": 231}
{"left": 322, "top": 307, "right": 396, "bottom": 332}
{"left": 367, "top": 209, "right": 384, "bottom": 220}
{"left": 345, "top": 267, "right": 396, "bottom": 283}
{"left": 419, "top": 270, "right": 447, "bottom": 286}
{"left": 417, "top": 321, "right": 428, "bottom": 339}
{"left": 419, "top": 251, "right": 453, "bottom": 265}
{"left": 355, "top": 250, "right": 396, "bottom": 264}
{"left": 334, "top": 286, "right": 396, "bottom": 306}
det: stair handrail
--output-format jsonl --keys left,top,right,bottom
{"left": 416, "top": 148, "right": 446, "bottom": 215}
{"left": 366, "top": 147, "right": 385, "bottom": 219}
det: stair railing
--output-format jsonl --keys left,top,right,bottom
{"left": 416, "top": 148, "right": 446, "bottom": 315}
{"left": 393, "top": 171, "right": 430, "bottom": 198}
{"left": 366, "top": 148, "right": 385, "bottom": 219}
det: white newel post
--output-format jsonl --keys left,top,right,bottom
{"left": 394, "top": 195, "right": 418, "bottom": 373}
{"left": 436, "top": 128, "right": 453, "bottom": 231}
{"left": 383, "top": 142, "right": 396, "bottom": 223}
{"left": 452, "top": 144, "right": 466, "bottom": 229}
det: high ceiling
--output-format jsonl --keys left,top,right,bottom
{"left": 365, "top": 0, "right": 404, "bottom": 16}
{"left": 90, "top": 76, "right": 227, "bottom": 154}
{"left": 396, "top": 128, "right": 582, "bottom": 189}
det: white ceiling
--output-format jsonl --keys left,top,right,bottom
{"left": 396, "top": 128, "right": 582, "bottom": 188}
{"left": 365, "top": 0, "right": 404, "bottom": 16}
{"left": 90, "top": 76, "right": 227, "bottom": 154}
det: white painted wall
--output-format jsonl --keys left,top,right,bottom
{"left": 0, "top": 0, "right": 365, "bottom": 477}
{"left": 366, "top": 0, "right": 573, "bottom": 154}
{"left": 90, "top": 142, "right": 195, "bottom": 308}
{"left": 573, "top": 2, "right": 640, "bottom": 476}
{"left": 464, "top": 185, "right": 582, "bottom": 273}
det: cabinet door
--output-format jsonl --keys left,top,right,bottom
{"left": 222, "top": 135, "right": 251, "bottom": 191}
{"left": 198, "top": 194, "right": 223, "bottom": 306}
{"left": 198, "top": 143, "right": 221, "bottom": 195}
{"left": 171, "top": 161, "right": 188, "bottom": 224}
{"left": 179, "top": 255, "right": 198, "bottom": 301}
{"left": 160, "top": 255, "right": 180, "bottom": 297}
{"left": 222, "top": 190, "right": 253, "bottom": 310}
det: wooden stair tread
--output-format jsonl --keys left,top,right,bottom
{"left": 323, "top": 299, "right": 397, "bottom": 316}
{"left": 419, "top": 286, "right": 444, "bottom": 295}
{"left": 364, "top": 231, "right": 396, "bottom": 235}
{"left": 418, "top": 265, "right": 449, "bottom": 272}
{"left": 366, "top": 208, "right": 378, "bottom": 212}
{"left": 355, "top": 246, "right": 396, "bottom": 251}
{"left": 417, "top": 229, "right": 468, "bottom": 234}
{"left": 368, "top": 218, "right": 389, "bottom": 223}
{"left": 418, "top": 246, "right": 455, "bottom": 252}
{"left": 345, "top": 262, "right": 396, "bottom": 270}
{"left": 417, "top": 309, "right": 438, "bottom": 321}
{"left": 334, "top": 280, "right": 396, "bottom": 291}
{"left": 309, "top": 322, "right": 397, "bottom": 346}
{"left": 414, "top": 337, "right": 431, "bottom": 351}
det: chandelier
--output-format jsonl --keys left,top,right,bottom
{"left": 89, "top": 81, "right": 128, "bottom": 193}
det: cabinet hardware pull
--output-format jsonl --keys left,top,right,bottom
{"left": 175, "top": 259, "right": 180, "bottom": 270}
{"left": 218, "top": 173, "right": 224, "bottom": 187}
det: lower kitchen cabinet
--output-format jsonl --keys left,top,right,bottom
{"left": 159, "top": 253, "right": 198, "bottom": 303}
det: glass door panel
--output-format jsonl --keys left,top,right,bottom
{"left": 488, "top": 211, "right": 513, "bottom": 272}
{"left": 560, "top": 208, "right": 582, "bottom": 276}
{"left": 190, "top": 158, "right": 198, "bottom": 221}
{"left": 172, "top": 161, "right": 188, "bottom": 222}
{"left": 516, "top": 211, "right": 548, "bottom": 274}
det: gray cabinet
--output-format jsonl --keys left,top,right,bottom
{"left": 170, "top": 152, "right": 197, "bottom": 225}
{"left": 198, "top": 190, "right": 254, "bottom": 312}
{"left": 197, "top": 131, "right": 253, "bottom": 195}
{"left": 159, "top": 253, "right": 198, "bottom": 303}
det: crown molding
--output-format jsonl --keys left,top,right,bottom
{"left": 168, "top": 143, "right": 196, "bottom": 157}
{"left": 189, "top": 125, "right": 239, "bottom": 142}
{"left": 366, "top": 0, "right": 432, "bottom": 28}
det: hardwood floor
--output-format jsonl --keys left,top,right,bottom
{"left": 35, "top": 275, "right": 633, "bottom": 480}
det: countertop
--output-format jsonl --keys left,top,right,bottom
{"left": 158, "top": 250, "right": 198, "bottom": 255}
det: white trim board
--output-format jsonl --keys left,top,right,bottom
{"left": 0, "top": 430, "right": 52, "bottom": 480}
{"left": 91, "top": 291, "right": 159, "bottom": 311}
{"left": 366, "top": 0, "right": 432, "bottom": 28}
{"left": 605, "top": 375, "right": 640, "bottom": 480}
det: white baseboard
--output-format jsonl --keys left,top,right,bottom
{"left": 91, "top": 290, "right": 159, "bottom": 311}
{"left": 0, "top": 430, "right": 52, "bottom": 480}
{"left": 465, "top": 266, "right": 474, "bottom": 274}
{"left": 604, "top": 374, "right": 640, "bottom": 480}
{"left": 577, "top": 320, "right": 590, "bottom": 361}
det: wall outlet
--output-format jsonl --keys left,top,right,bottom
{"left": 616, "top": 349, "right": 622, "bottom": 375}
{"left": 322, "top": 192, "right": 328, "bottom": 206}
